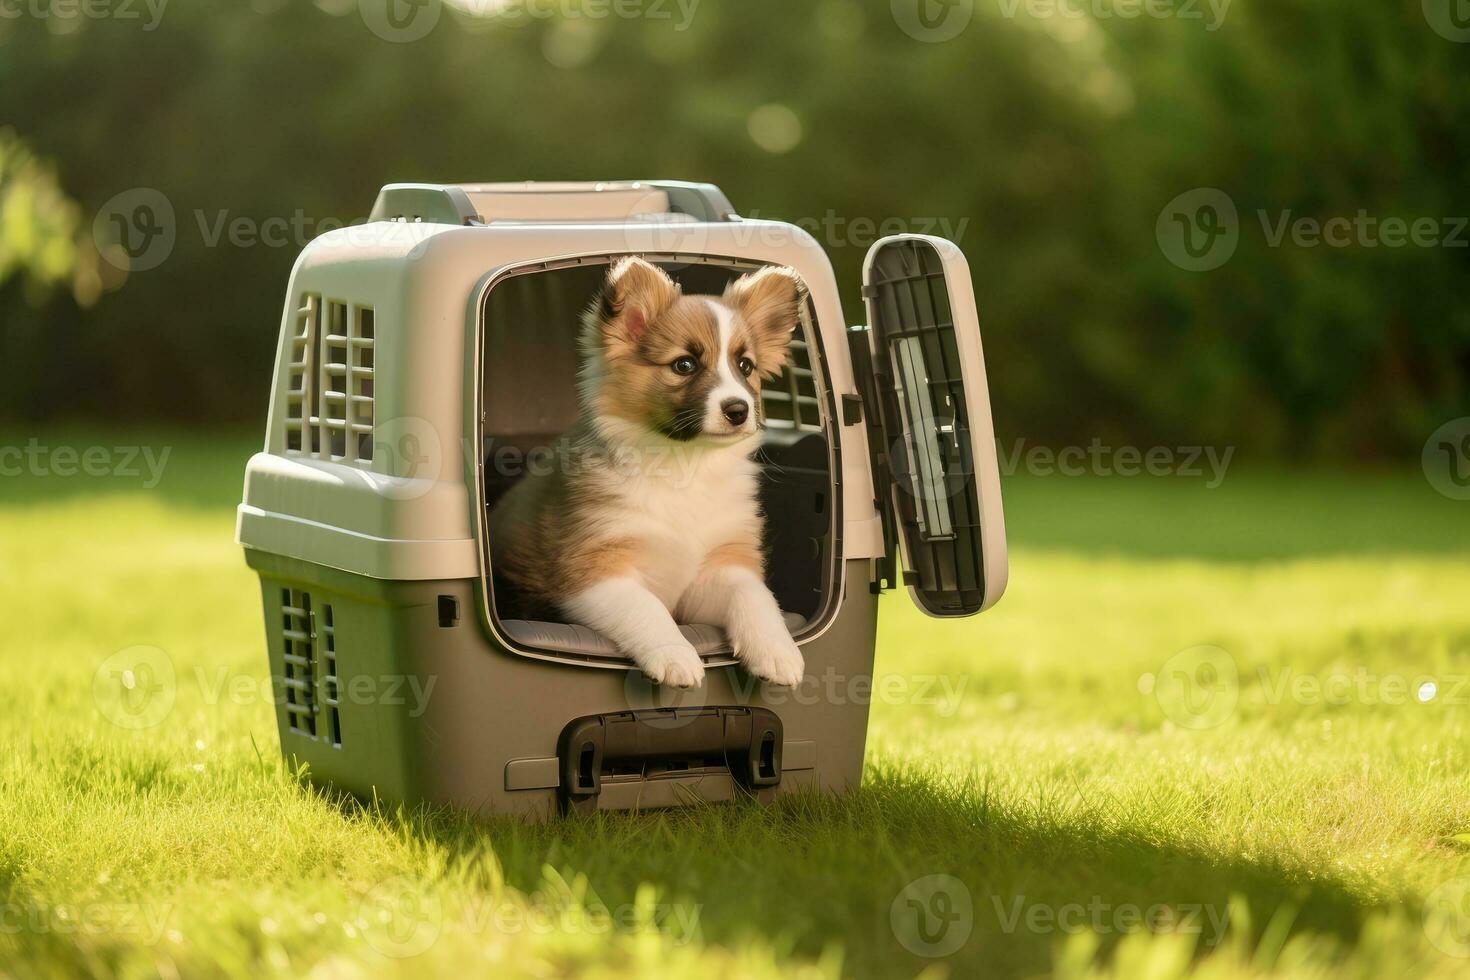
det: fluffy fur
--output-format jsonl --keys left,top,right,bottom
{"left": 488, "top": 258, "right": 807, "bottom": 688}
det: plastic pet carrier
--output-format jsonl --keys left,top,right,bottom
{"left": 236, "top": 180, "right": 1007, "bottom": 817}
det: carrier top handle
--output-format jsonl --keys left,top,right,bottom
{"left": 557, "top": 707, "right": 783, "bottom": 814}
{"left": 368, "top": 180, "right": 737, "bottom": 226}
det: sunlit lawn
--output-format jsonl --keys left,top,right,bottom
{"left": 2, "top": 431, "right": 1468, "bottom": 979}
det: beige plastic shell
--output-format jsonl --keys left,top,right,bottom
{"left": 236, "top": 217, "right": 887, "bottom": 584}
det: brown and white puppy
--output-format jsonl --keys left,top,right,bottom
{"left": 488, "top": 257, "right": 806, "bottom": 688}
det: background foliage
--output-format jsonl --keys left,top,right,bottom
{"left": 0, "top": 0, "right": 1465, "bottom": 457}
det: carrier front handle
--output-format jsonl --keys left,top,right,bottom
{"left": 556, "top": 707, "right": 783, "bottom": 813}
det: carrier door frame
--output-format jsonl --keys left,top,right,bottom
{"left": 469, "top": 250, "right": 847, "bottom": 669}
{"left": 858, "top": 235, "right": 1008, "bottom": 617}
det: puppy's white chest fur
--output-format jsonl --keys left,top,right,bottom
{"left": 604, "top": 448, "right": 760, "bottom": 609}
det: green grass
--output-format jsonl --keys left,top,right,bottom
{"left": 2, "top": 430, "right": 1469, "bottom": 979}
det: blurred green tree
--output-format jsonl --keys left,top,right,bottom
{"left": 0, "top": 129, "right": 100, "bottom": 305}
{"left": 0, "top": 0, "right": 1463, "bottom": 457}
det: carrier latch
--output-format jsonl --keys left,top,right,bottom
{"left": 846, "top": 325, "right": 899, "bottom": 593}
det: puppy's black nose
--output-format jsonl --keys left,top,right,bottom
{"left": 721, "top": 398, "right": 750, "bottom": 426}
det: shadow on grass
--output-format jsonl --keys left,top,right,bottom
{"left": 342, "top": 766, "right": 1384, "bottom": 980}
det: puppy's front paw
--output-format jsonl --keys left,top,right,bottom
{"left": 636, "top": 642, "right": 706, "bottom": 688}
{"left": 733, "top": 629, "right": 805, "bottom": 688}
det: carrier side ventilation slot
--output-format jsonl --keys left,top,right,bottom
{"left": 761, "top": 328, "right": 822, "bottom": 433}
{"left": 284, "top": 295, "right": 375, "bottom": 465}
{"left": 320, "top": 603, "right": 342, "bottom": 747}
{"left": 284, "top": 297, "right": 317, "bottom": 453}
{"left": 279, "top": 588, "right": 342, "bottom": 748}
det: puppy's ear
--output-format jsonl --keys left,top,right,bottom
{"left": 725, "top": 266, "right": 805, "bottom": 375}
{"left": 599, "top": 257, "right": 679, "bottom": 349}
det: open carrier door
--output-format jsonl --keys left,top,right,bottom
{"left": 850, "top": 235, "right": 1008, "bottom": 616}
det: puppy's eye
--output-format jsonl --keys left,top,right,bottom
{"left": 671, "top": 355, "right": 699, "bottom": 376}
{"left": 737, "top": 356, "right": 755, "bottom": 377}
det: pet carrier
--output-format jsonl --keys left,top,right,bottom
{"left": 236, "top": 180, "right": 1007, "bottom": 816}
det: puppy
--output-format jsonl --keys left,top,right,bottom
{"left": 488, "top": 257, "right": 806, "bottom": 688}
